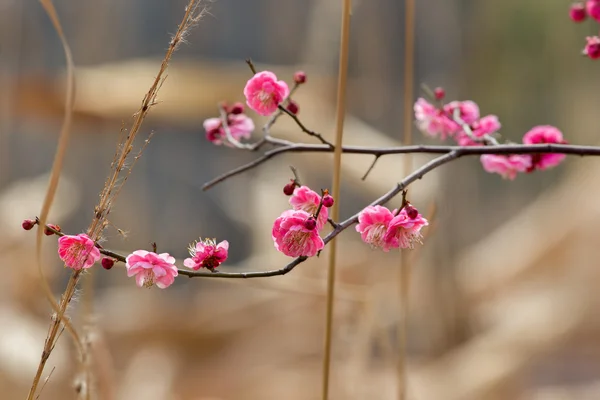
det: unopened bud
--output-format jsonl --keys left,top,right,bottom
{"left": 322, "top": 195, "right": 334, "bottom": 208}
{"left": 405, "top": 205, "right": 418, "bottom": 220}
{"left": 44, "top": 224, "right": 61, "bottom": 236}
{"left": 229, "top": 102, "right": 244, "bottom": 114}
{"left": 101, "top": 257, "right": 115, "bottom": 270}
{"left": 286, "top": 100, "right": 299, "bottom": 115}
{"left": 434, "top": 87, "right": 445, "bottom": 100}
{"left": 293, "top": 71, "right": 307, "bottom": 84}
{"left": 283, "top": 180, "right": 296, "bottom": 196}
{"left": 304, "top": 217, "right": 317, "bottom": 231}
{"left": 22, "top": 219, "right": 36, "bottom": 231}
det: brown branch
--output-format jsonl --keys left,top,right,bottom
{"left": 203, "top": 142, "right": 600, "bottom": 190}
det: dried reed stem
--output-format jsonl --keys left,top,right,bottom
{"left": 27, "top": 1, "right": 205, "bottom": 398}
{"left": 397, "top": 0, "right": 415, "bottom": 398}
{"left": 321, "top": 0, "right": 351, "bottom": 398}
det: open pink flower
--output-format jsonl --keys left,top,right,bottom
{"left": 58, "top": 233, "right": 101, "bottom": 270}
{"left": 289, "top": 186, "right": 328, "bottom": 230}
{"left": 455, "top": 115, "right": 501, "bottom": 146}
{"left": 444, "top": 100, "right": 480, "bottom": 125}
{"left": 355, "top": 205, "right": 395, "bottom": 251}
{"left": 414, "top": 98, "right": 458, "bottom": 139}
{"left": 587, "top": 0, "right": 600, "bottom": 21}
{"left": 584, "top": 36, "right": 600, "bottom": 59}
{"left": 203, "top": 113, "right": 255, "bottom": 146}
{"left": 125, "top": 250, "right": 178, "bottom": 289}
{"left": 384, "top": 209, "right": 428, "bottom": 250}
{"left": 184, "top": 238, "right": 229, "bottom": 271}
{"left": 522, "top": 125, "right": 567, "bottom": 171}
{"left": 272, "top": 209, "right": 324, "bottom": 257}
{"left": 480, "top": 154, "right": 532, "bottom": 180}
{"left": 244, "top": 71, "right": 289, "bottom": 116}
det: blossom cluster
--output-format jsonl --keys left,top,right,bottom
{"left": 356, "top": 205, "right": 428, "bottom": 251}
{"left": 569, "top": 2, "right": 600, "bottom": 59}
{"left": 50, "top": 231, "right": 229, "bottom": 290}
{"left": 414, "top": 93, "right": 567, "bottom": 180}
{"left": 272, "top": 185, "right": 330, "bottom": 257}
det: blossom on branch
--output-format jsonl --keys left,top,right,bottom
{"left": 455, "top": 114, "right": 501, "bottom": 146}
{"left": 272, "top": 209, "right": 324, "bottom": 257}
{"left": 203, "top": 113, "right": 255, "bottom": 146}
{"left": 58, "top": 233, "right": 101, "bottom": 270}
{"left": 522, "top": 125, "right": 567, "bottom": 171}
{"left": 289, "top": 186, "right": 328, "bottom": 230}
{"left": 355, "top": 205, "right": 395, "bottom": 251}
{"left": 414, "top": 98, "right": 458, "bottom": 139}
{"left": 480, "top": 154, "right": 532, "bottom": 180}
{"left": 384, "top": 208, "right": 429, "bottom": 250}
{"left": 184, "top": 238, "right": 229, "bottom": 271}
{"left": 243, "top": 71, "right": 289, "bottom": 116}
{"left": 125, "top": 250, "right": 178, "bottom": 289}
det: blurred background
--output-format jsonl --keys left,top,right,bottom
{"left": 1, "top": 0, "right": 600, "bottom": 399}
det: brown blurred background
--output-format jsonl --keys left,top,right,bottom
{"left": 2, "top": 0, "right": 600, "bottom": 399}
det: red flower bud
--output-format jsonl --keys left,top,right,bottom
{"left": 433, "top": 87, "right": 445, "bottom": 100}
{"left": 101, "top": 257, "right": 115, "bottom": 270}
{"left": 322, "top": 195, "right": 334, "bottom": 208}
{"left": 229, "top": 102, "right": 245, "bottom": 114}
{"left": 293, "top": 71, "right": 307, "bottom": 84}
{"left": 304, "top": 217, "right": 317, "bottom": 231}
{"left": 570, "top": 2, "right": 587, "bottom": 22}
{"left": 286, "top": 100, "right": 299, "bottom": 115}
{"left": 405, "top": 205, "right": 418, "bottom": 220}
{"left": 44, "top": 224, "right": 61, "bottom": 236}
{"left": 22, "top": 219, "right": 36, "bottom": 231}
{"left": 283, "top": 180, "right": 296, "bottom": 196}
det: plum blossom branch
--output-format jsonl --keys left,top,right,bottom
{"left": 32, "top": 147, "right": 505, "bottom": 280}
{"left": 202, "top": 142, "right": 600, "bottom": 190}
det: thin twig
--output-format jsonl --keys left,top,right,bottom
{"left": 361, "top": 155, "right": 381, "bottom": 180}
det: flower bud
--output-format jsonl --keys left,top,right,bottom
{"left": 22, "top": 219, "right": 36, "bottom": 231}
{"left": 286, "top": 100, "right": 299, "bottom": 115}
{"left": 229, "top": 102, "right": 245, "bottom": 115}
{"left": 101, "top": 257, "right": 115, "bottom": 270}
{"left": 405, "top": 205, "right": 418, "bottom": 220}
{"left": 304, "top": 217, "right": 317, "bottom": 231}
{"left": 44, "top": 224, "right": 61, "bottom": 236}
{"left": 322, "top": 195, "right": 334, "bottom": 208}
{"left": 293, "top": 71, "right": 307, "bottom": 84}
{"left": 283, "top": 180, "right": 296, "bottom": 196}
{"left": 570, "top": 2, "right": 587, "bottom": 22}
{"left": 584, "top": 36, "right": 600, "bottom": 59}
{"left": 434, "top": 87, "right": 445, "bottom": 100}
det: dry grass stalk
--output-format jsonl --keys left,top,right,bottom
{"left": 321, "top": 0, "right": 352, "bottom": 399}
{"left": 397, "top": 0, "right": 416, "bottom": 398}
{"left": 28, "top": 1, "right": 206, "bottom": 398}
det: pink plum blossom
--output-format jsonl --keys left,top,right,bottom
{"left": 480, "top": 154, "right": 532, "bottom": 180}
{"left": 289, "top": 186, "right": 328, "bottom": 230}
{"left": 584, "top": 36, "right": 600, "bottom": 59}
{"left": 444, "top": 100, "right": 480, "bottom": 125}
{"left": 125, "top": 250, "right": 178, "bottom": 289}
{"left": 355, "top": 205, "right": 395, "bottom": 251}
{"left": 587, "top": 0, "right": 600, "bottom": 21}
{"left": 522, "top": 125, "right": 567, "bottom": 171}
{"left": 570, "top": 2, "right": 587, "bottom": 22}
{"left": 243, "top": 71, "right": 289, "bottom": 116}
{"left": 203, "top": 113, "right": 255, "bottom": 146}
{"left": 184, "top": 238, "right": 229, "bottom": 271}
{"left": 455, "top": 115, "right": 501, "bottom": 146}
{"left": 414, "top": 98, "right": 458, "bottom": 139}
{"left": 58, "top": 233, "right": 101, "bottom": 270}
{"left": 272, "top": 209, "right": 324, "bottom": 257}
{"left": 384, "top": 208, "right": 429, "bottom": 250}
